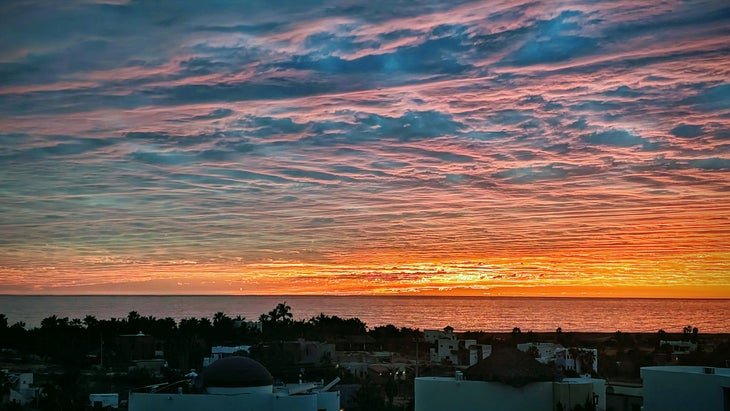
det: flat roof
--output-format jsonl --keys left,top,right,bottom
{"left": 641, "top": 366, "right": 730, "bottom": 376}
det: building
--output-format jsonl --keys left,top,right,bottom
{"left": 203, "top": 345, "right": 251, "bottom": 367}
{"left": 516, "top": 342, "right": 564, "bottom": 363}
{"left": 116, "top": 332, "right": 164, "bottom": 361}
{"left": 555, "top": 347, "right": 598, "bottom": 375}
{"left": 426, "top": 326, "right": 491, "bottom": 366}
{"left": 641, "top": 366, "right": 730, "bottom": 411}
{"left": 659, "top": 340, "right": 698, "bottom": 355}
{"left": 234, "top": 319, "right": 263, "bottom": 333}
{"left": 605, "top": 382, "right": 642, "bottom": 411}
{"left": 414, "top": 348, "right": 605, "bottom": 411}
{"left": 415, "top": 376, "right": 605, "bottom": 411}
{"left": 1, "top": 370, "right": 38, "bottom": 406}
{"left": 281, "top": 339, "right": 335, "bottom": 365}
{"left": 89, "top": 393, "right": 119, "bottom": 409}
{"left": 424, "top": 326, "right": 455, "bottom": 343}
{"left": 129, "top": 356, "right": 340, "bottom": 411}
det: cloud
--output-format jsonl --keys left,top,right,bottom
{"left": 685, "top": 83, "right": 730, "bottom": 111}
{"left": 504, "top": 10, "right": 600, "bottom": 66}
{"left": 1, "top": 0, "right": 730, "bottom": 295}
{"left": 670, "top": 124, "right": 705, "bottom": 138}
{"left": 283, "top": 27, "right": 472, "bottom": 76}
{"left": 582, "top": 129, "right": 649, "bottom": 148}
{"left": 687, "top": 157, "right": 730, "bottom": 171}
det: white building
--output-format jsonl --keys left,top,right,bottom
{"left": 659, "top": 340, "right": 698, "bottom": 355}
{"left": 426, "top": 327, "right": 490, "bottom": 366}
{"left": 424, "top": 326, "right": 455, "bottom": 343}
{"left": 203, "top": 345, "right": 251, "bottom": 367}
{"left": 129, "top": 356, "right": 340, "bottom": 411}
{"left": 555, "top": 347, "right": 598, "bottom": 375}
{"left": 1, "top": 371, "right": 38, "bottom": 406}
{"left": 415, "top": 376, "right": 605, "bottom": 411}
{"left": 641, "top": 366, "right": 730, "bottom": 411}
{"left": 516, "top": 342, "right": 564, "bottom": 363}
{"left": 90, "top": 393, "right": 119, "bottom": 409}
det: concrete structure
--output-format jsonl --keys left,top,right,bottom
{"left": 336, "top": 350, "right": 396, "bottom": 379}
{"left": 131, "top": 358, "right": 168, "bottom": 376}
{"left": 468, "top": 344, "right": 492, "bottom": 367}
{"left": 116, "top": 332, "right": 164, "bottom": 361}
{"left": 90, "top": 393, "right": 119, "bottom": 409}
{"left": 555, "top": 347, "right": 598, "bottom": 375}
{"left": 282, "top": 339, "right": 335, "bottom": 365}
{"left": 606, "top": 382, "right": 642, "bottom": 411}
{"left": 517, "top": 342, "right": 564, "bottom": 363}
{"left": 1, "top": 371, "right": 38, "bottom": 406}
{"left": 659, "top": 340, "right": 698, "bottom": 355}
{"left": 415, "top": 376, "right": 605, "bottom": 411}
{"left": 203, "top": 345, "right": 251, "bottom": 367}
{"left": 234, "top": 319, "right": 263, "bottom": 332}
{"left": 426, "top": 326, "right": 490, "bottom": 366}
{"left": 424, "top": 326, "right": 455, "bottom": 343}
{"left": 129, "top": 356, "right": 340, "bottom": 411}
{"left": 641, "top": 366, "right": 730, "bottom": 411}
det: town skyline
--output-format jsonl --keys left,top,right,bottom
{"left": 1, "top": 0, "right": 729, "bottom": 297}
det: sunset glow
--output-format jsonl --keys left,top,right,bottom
{"left": 1, "top": 0, "right": 729, "bottom": 296}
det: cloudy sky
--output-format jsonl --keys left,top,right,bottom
{"left": 1, "top": 0, "right": 729, "bottom": 297}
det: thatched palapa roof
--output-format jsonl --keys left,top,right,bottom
{"left": 464, "top": 347, "right": 557, "bottom": 387}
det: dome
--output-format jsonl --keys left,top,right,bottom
{"left": 201, "top": 356, "right": 274, "bottom": 388}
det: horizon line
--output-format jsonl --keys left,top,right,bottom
{"left": 1, "top": 293, "right": 729, "bottom": 300}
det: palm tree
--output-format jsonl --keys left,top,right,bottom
{"left": 270, "top": 302, "right": 293, "bottom": 324}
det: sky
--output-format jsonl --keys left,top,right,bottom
{"left": 0, "top": 0, "right": 729, "bottom": 297}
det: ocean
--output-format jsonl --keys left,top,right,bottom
{"left": 1, "top": 295, "right": 729, "bottom": 333}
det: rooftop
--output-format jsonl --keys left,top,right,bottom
{"left": 641, "top": 366, "right": 730, "bottom": 376}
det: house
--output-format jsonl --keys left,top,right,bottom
{"left": 605, "top": 382, "right": 642, "bottom": 411}
{"left": 555, "top": 347, "right": 598, "bottom": 375}
{"left": 414, "top": 349, "right": 605, "bottom": 411}
{"left": 1, "top": 370, "right": 38, "bottom": 406}
{"left": 426, "top": 326, "right": 491, "bottom": 366}
{"left": 281, "top": 339, "right": 335, "bottom": 365}
{"left": 641, "top": 366, "right": 730, "bottom": 411}
{"left": 203, "top": 345, "right": 251, "bottom": 367}
{"left": 89, "top": 393, "right": 119, "bottom": 409}
{"left": 115, "top": 332, "right": 164, "bottom": 361}
{"left": 516, "top": 342, "right": 564, "bottom": 363}
{"left": 659, "top": 340, "right": 698, "bottom": 355}
{"left": 424, "top": 326, "right": 455, "bottom": 343}
{"left": 336, "top": 350, "right": 395, "bottom": 379}
{"left": 129, "top": 356, "right": 340, "bottom": 411}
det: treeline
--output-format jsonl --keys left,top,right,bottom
{"left": 1, "top": 302, "right": 424, "bottom": 411}
{"left": 0, "top": 302, "right": 421, "bottom": 371}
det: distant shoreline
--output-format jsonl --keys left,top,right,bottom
{"left": 1, "top": 294, "right": 729, "bottom": 300}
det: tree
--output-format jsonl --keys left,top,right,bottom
{"left": 212, "top": 312, "right": 235, "bottom": 343}
{"left": 270, "top": 303, "right": 293, "bottom": 324}
{"left": 83, "top": 315, "right": 98, "bottom": 329}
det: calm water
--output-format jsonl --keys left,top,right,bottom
{"left": 1, "top": 295, "right": 729, "bottom": 333}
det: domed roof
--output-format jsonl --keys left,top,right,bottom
{"left": 201, "top": 356, "right": 274, "bottom": 388}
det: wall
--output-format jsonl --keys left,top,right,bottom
{"left": 415, "top": 377, "right": 554, "bottom": 411}
{"left": 641, "top": 366, "right": 730, "bottom": 411}
{"left": 128, "top": 392, "right": 322, "bottom": 411}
